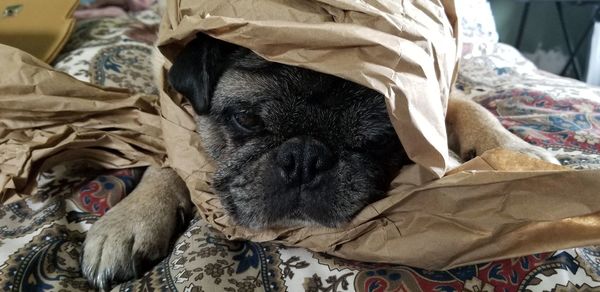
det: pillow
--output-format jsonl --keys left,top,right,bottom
{"left": 458, "top": 0, "right": 499, "bottom": 43}
{"left": 457, "top": 0, "right": 499, "bottom": 58}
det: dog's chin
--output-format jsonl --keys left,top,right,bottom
{"left": 227, "top": 205, "right": 354, "bottom": 230}
{"left": 220, "top": 185, "right": 381, "bottom": 230}
{"left": 236, "top": 216, "right": 345, "bottom": 231}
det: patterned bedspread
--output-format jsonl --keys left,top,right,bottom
{"left": 2, "top": 6, "right": 600, "bottom": 292}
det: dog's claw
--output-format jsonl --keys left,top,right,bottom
{"left": 94, "top": 276, "right": 110, "bottom": 292}
{"left": 176, "top": 206, "right": 192, "bottom": 233}
{"left": 132, "top": 252, "right": 160, "bottom": 279}
{"left": 131, "top": 255, "right": 140, "bottom": 279}
{"left": 80, "top": 236, "right": 111, "bottom": 291}
{"left": 82, "top": 259, "right": 110, "bottom": 292}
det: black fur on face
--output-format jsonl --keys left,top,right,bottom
{"left": 168, "top": 34, "right": 409, "bottom": 229}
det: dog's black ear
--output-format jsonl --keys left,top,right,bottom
{"left": 168, "top": 33, "right": 237, "bottom": 114}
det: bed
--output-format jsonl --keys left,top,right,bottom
{"left": 1, "top": 1, "right": 600, "bottom": 291}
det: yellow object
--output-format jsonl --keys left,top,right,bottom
{"left": 0, "top": 0, "right": 78, "bottom": 63}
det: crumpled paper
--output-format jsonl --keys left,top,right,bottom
{"left": 3, "top": 0, "right": 600, "bottom": 270}
{"left": 157, "top": 0, "right": 460, "bottom": 178}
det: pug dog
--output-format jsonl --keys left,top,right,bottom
{"left": 80, "top": 33, "right": 558, "bottom": 289}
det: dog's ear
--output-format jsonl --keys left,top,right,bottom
{"left": 168, "top": 33, "right": 237, "bottom": 114}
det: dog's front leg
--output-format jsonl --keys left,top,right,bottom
{"left": 446, "top": 97, "right": 559, "bottom": 164}
{"left": 81, "top": 166, "right": 191, "bottom": 290}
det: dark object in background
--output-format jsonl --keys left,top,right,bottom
{"left": 514, "top": 0, "right": 600, "bottom": 80}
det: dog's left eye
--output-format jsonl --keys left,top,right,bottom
{"left": 233, "top": 112, "right": 264, "bottom": 132}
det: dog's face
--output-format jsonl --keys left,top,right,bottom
{"left": 168, "top": 34, "right": 408, "bottom": 229}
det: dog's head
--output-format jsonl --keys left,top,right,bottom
{"left": 168, "top": 34, "right": 408, "bottom": 229}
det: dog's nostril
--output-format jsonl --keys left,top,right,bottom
{"left": 279, "top": 152, "right": 295, "bottom": 172}
{"left": 304, "top": 142, "right": 334, "bottom": 178}
{"left": 276, "top": 145, "right": 299, "bottom": 180}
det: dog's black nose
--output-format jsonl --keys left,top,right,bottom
{"left": 276, "top": 137, "right": 334, "bottom": 184}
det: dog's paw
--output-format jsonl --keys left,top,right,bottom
{"left": 505, "top": 143, "right": 560, "bottom": 165}
{"left": 462, "top": 134, "right": 560, "bottom": 165}
{"left": 81, "top": 202, "right": 186, "bottom": 290}
{"left": 492, "top": 132, "right": 560, "bottom": 164}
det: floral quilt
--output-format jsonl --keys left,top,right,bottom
{"left": 2, "top": 5, "right": 600, "bottom": 292}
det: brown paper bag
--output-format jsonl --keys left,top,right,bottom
{"left": 3, "top": 0, "right": 600, "bottom": 270}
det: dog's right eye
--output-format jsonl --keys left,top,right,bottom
{"left": 233, "top": 112, "right": 264, "bottom": 133}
